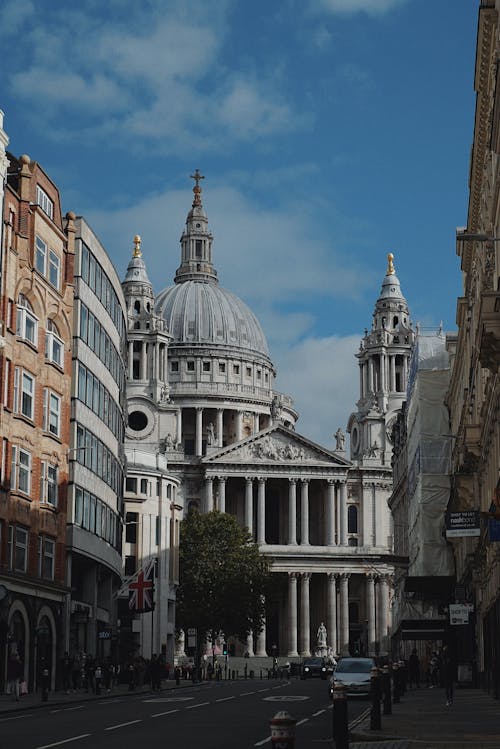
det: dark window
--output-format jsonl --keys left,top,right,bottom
{"left": 124, "top": 555, "right": 136, "bottom": 576}
{"left": 125, "top": 512, "right": 137, "bottom": 543}
{"left": 187, "top": 361, "right": 195, "bottom": 372}
{"left": 347, "top": 505, "right": 358, "bottom": 534}
{"left": 126, "top": 477, "right": 137, "bottom": 493}
{"left": 128, "top": 410, "right": 148, "bottom": 431}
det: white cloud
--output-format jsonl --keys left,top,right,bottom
{"left": 315, "top": 0, "right": 408, "bottom": 14}
{"left": 216, "top": 79, "right": 292, "bottom": 138}
{"left": 12, "top": 70, "right": 129, "bottom": 113}
{"left": 0, "top": 0, "right": 34, "bottom": 38}
{"left": 274, "top": 334, "right": 360, "bottom": 446}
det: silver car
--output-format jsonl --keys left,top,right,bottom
{"left": 329, "top": 657, "right": 376, "bottom": 698}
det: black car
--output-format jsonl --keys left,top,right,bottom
{"left": 301, "top": 657, "right": 328, "bottom": 679}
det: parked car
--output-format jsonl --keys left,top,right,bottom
{"left": 301, "top": 657, "right": 328, "bottom": 679}
{"left": 328, "top": 656, "right": 376, "bottom": 698}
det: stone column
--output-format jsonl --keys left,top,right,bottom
{"left": 287, "top": 573, "right": 299, "bottom": 657}
{"left": 339, "top": 573, "right": 350, "bottom": 656}
{"left": 380, "top": 353, "right": 385, "bottom": 391}
{"left": 339, "top": 482, "right": 348, "bottom": 546}
{"left": 195, "top": 407, "right": 203, "bottom": 457}
{"left": 300, "top": 480, "right": 310, "bottom": 545}
{"left": 368, "top": 358, "right": 374, "bottom": 392}
{"left": 300, "top": 572, "right": 311, "bottom": 656}
{"left": 245, "top": 631, "right": 254, "bottom": 658}
{"left": 235, "top": 410, "right": 243, "bottom": 442}
{"left": 245, "top": 477, "right": 253, "bottom": 536}
{"left": 378, "top": 575, "right": 389, "bottom": 655}
{"left": 216, "top": 409, "right": 224, "bottom": 448}
{"left": 205, "top": 477, "right": 214, "bottom": 512}
{"left": 327, "top": 573, "right": 337, "bottom": 656}
{"left": 390, "top": 356, "right": 396, "bottom": 392}
{"left": 141, "top": 341, "right": 147, "bottom": 379}
{"left": 218, "top": 477, "right": 226, "bottom": 513}
{"left": 128, "top": 342, "right": 134, "bottom": 379}
{"left": 288, "top": 479, "right": 297, "bottom": 545}
{"left": 366, "top": 574, "right": 376, "bottom": 656}
{"left": 359, "top": 364, "right": 364, "bottom": 398}
{"left": 176, "top": 408, "right": 182, "bottom": 446}
{"left": 326, "top": 480, "right": 336, "bottom": 546}
{"left": 256, "top": 599, "right": 267, "bottom": 656}
{"left": 257, "top": 477, "right": 266, "bottom": 545}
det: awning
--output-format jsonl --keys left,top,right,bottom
{"left": 404, "top": 576, "right": 454, "bottom": 597}
{"left": 400, "top": 619, "right": 446, "bottom": 641}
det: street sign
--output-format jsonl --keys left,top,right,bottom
{"left": 449, "top": 604, "right": 472, "bottom": 625}
{"left": 445, "top": 511, "right": 480, "bottom": 538}
{"left": 187, "top": 628, "right": 197, "bottom": 648}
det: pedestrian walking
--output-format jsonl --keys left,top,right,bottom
{"left": 61, "top": 651, "right": 73, "bottom": 694}
{"left": 442, "top": 644, "right": 455, "bottom": 706}
{"left": 7, "top": 652, "right": 23, "bottom": 701}
{"left": 40, "top": 658, "right": 50, "bottom": 702}
{"left": 408, "top": 648, "right": 420, "bottom": 688}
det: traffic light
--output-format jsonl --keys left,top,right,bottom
{"left": 222, "top": 642, "right": 228, "bottom": 655}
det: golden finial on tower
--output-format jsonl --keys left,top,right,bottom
{"left": 190, "top": 169, "right": 205, "bottom": 207}
{"left": 133, "top": 235, "right": 142, "bottom": 258}
{"left": 387, "top": 252, "right": 395, "bottom": 275}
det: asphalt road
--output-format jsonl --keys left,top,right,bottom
{"left": 0, "top": 677, "right": 369, "bottom": 749}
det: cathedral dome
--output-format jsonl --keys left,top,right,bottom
{"left": 155, "top": 280, "right": 270, "bottom": 358}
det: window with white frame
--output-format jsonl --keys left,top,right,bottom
{"left": 36, "top": 185, "right": 54, "bottom": 219}
{"left": 40, "top": 461, "right": 58, "bottom": 507}
{"left": 13, "top": 367, "right": 35, "bottom": 420}
{"left": 2, "top": 359, "right": 10, "bottom": 407}
{"left": 35, "top": 235, "right": 47, "bottom": 275}
{"left": 11, "top": 446, "right": 32, "bottom": 495}
{"left": 16, "top": 294, "right": 38, "bottom": 346}
{"left": 8, "top": 525, "right": 29, "bottom": 572}
{"left": 43, "top": 389, "right": 61, "bottom": 437}
{"left": 48, "top": 249, "right": 60, "bottom": 289}
{"left": 38, "top": 536, "right": 55, "bottom": 580}
{"left": 45, "top": 319, "right": 63, "bottom": 366}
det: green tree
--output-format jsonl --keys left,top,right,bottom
{"left": 176, "top": 509, "right": 270, "bottom": 645}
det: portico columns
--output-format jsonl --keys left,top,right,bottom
{"left": 245, "top": 477, "right": 254, "bottom": 536}
{"left": 339, "top": 482, "right": 348, "bottom": 546}
{"left": 288, "top": 479, "right": 297, "bottom": 545}
{"left": 176, "top": 409, "right": 182, "bottom": 446}
{"left": 205, "top": 477, "right": 214, "bottom": 512}
{"left": 257, "top": 478, "right": 266, "bottom": 545}
{"left": 287, "top": 573, "right": 299, "bottom": 657}
{"left": 300, "top": 480, "right": 310, "bottom": 545}
{"left": 196, "top": 407, "right": 203, "bottom": 457}
{"left": 378, "top": 575, "right": 389, "bottom": 655}
{"left": 327, "top": 573, "right": 337, "bottom": 655}
{"left": 366, "top": 574, "right": 376, "bottom": 656}
{"left": 326, "top": 480, "right": 336, "bottom": 546}
{"left": 218, "top": 477, "right": 226, "bottom": 513}
{"left": 300, "top": 572, "right": 311, "bottom": 657}
{"left": 236, "top": 410, "right": 243, "bottom": 442}
{"left": 216, "top": 409, "right": 224, "bottom": 447}
{"left": 339, "top": 573, "right": 350, "bottom": 656}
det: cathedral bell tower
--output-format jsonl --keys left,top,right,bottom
{"left": 122, "top": 235, "right": 172, "bottom": 403}
{"left": 347, "top": 253, "right": 415, "bottom": 467}
{"left": 174, "top": 169, "right": 217, "bottom": 284}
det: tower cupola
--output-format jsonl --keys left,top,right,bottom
{"left": 174, "top": 169, "right": 217, "bottom": 284}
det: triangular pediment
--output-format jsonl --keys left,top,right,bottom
{"left": 202, "top": 425, "right": 350, "bottom": 467}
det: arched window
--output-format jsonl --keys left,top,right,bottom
{"left": 45, "top": 319, "right": 63, "bottom": 366}
{"left": 16, "top": 294, "right": 38, "bottom": 346}
{"left": 347, "top": 505, "right": 358, "bottom": 534}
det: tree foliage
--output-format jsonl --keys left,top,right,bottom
{"left": 176, "top": 509, "right": 271, "bottom": 643}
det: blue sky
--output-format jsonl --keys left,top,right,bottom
{"left": 1, "top": 0, "right": 478, "bottom": 447}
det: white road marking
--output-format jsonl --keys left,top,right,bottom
{"left": 151, "top": 709, "right": 180, "bottom": 718}
{"left": 185, "top": 701, "right": 210, "bottom": 709}
{"left": 36, "top": 734, "right": 91, "bottom": 749}
{"left": 65, "top": 706, "right": 85, "bottom": 711}
{"left": 216, "top": 696, "right": 235, "bottom": 703}
{"left": 0, "top": 713, "right": 34, "bottom": 722}
{"left": 105, "top": 719, "right": 142, "bottom": 731}
{"left": 257, "top": 688, "right": 269, "bottom": 692}
{"left": 241, "top": 691, "right": 255, "bottom": 696}
{"left": 263, "top": 695, "right": 309, "bottom": 702}
{"left": 143, "top": 697, "right": 193, "bottom": 703}
{"left": 254, "top": 737, "right": 271, "bottom": 747}
{"left": 313, "top": 709, "right": 325, "bottom": 716}
{"left": 296, "top": 718, "right": 309, "bottom": 726}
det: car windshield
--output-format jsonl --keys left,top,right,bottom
{"left": 305, "top": 658, "right": 323, "bottom": 666}
{"left": 336, "top": 659, "right": 373, "bottom": 674}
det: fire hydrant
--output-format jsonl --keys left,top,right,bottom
{"left": 270, "top": 710, "right": 297, "bottom": 748}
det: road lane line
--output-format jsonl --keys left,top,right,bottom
{"left": 105, "top": 719, "right": 142, "bottom": 731}
{"left": 215, "top": 696, "right": 235, "bottom": 702}
{"left": 254, "top": 737, "right": 271, "bottom": 746}
{"left": 185, "top": 701, "right": 210, "bottom": 709}
{"left": 0, "top": 713, "right": 34, "bottom": 722}
{"left": 65, "top": 706, "right": 85, "bottom": 711}
{"left": 296, "top": 718, "right": 309, "bottom": 726}
{"left": 257, "top": 688, "right": 269, "bottom": 692}
{"left": 36, "top": 734, "right": 91, "bottom": 749}
{"left": 241, "top": 691, "right": 255, "bottom": 696}
{"left": 151, "top": 709, "right": 180, "bottom": 718}
{"left": 312, "top": 709, "right": 325, "bottom": 716}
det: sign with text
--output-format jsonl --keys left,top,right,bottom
{"left": 449, "top": 604, "right": 473, "bottom": 625}
{"left": 445, "top": 511, "right": 480, "bottom": 538}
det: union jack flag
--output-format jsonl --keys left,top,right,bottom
{"left": 128, "top": 558, "right": 155, "bottom": 613}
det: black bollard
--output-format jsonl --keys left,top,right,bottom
{"left": 382, "top": 665, "right": 392, "bottom": 715}
{"left": 392, "top": 663, "right": 400, "bottom": 704}
{"left": 332, "top": 683, "right": 349, "bottom": 749}
{"left": 370, "top": 667, "right": 382, "bottom": 730}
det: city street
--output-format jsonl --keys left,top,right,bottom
{"left": 0, "top": 677, "right": 368, "bottom": 749}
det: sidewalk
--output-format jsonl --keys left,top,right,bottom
{"left": 349, "top": 685, "right": 500, "bottom": 748}
{"left": 0, "top": 678, "right": 192, "bottom": 714}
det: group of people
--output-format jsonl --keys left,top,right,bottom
{"left": 407, "top": 644, "right": 457, "bottom": 706}
{"left": 61, "top": 652, "right": 121, "bottom": 695}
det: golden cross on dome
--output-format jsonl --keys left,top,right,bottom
{"left": 387, "top": 252, "right": 395, "bottom": 275}
{"left": 133, "top": 235, "right": 142, "bottom": 258}
{"left": 190, "top": 169, "right": 205, "bottom": 207}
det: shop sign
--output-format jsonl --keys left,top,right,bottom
{"left": 98, "top": 629, "right": 112, "bottom": 639}
{"left": 445, "top": 511, "right": 480, "bottom": 538}
{"left": 449, "top": 604, "right": 472, "bottom": 625}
